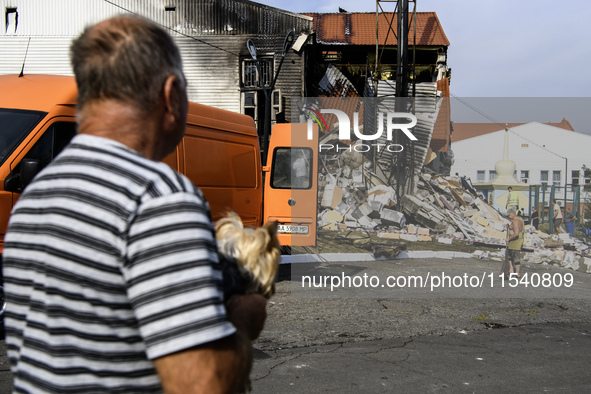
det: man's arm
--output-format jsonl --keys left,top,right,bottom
{"left": 127, "top": 192, "right": 267, "bottom": 393}
{"left": 154, "top": 294, "right": 267, "bottom": 394}
{"left": 507, "top": 220, "right": 522, "bottom": 242}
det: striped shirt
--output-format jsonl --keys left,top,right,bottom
{"left": 2, "top": 134, "right": 235, "bottom": 393}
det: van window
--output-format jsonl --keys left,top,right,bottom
{"left": 0, "top": 108, "right": 46, "bottom": 166}
{"left": 24, "top": 122, "right": 77, "bottom": 167}
{"left": 271, "top": 147, "right": 312, "bottom": 189}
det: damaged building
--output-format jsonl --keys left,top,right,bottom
{"left": 1, "top": 2, "right": 453, "bottom": 173}
{"left": 0, "top": 0, "right": 313, "bottom": 138}
{"left": 300, "top": 9, "right": 463, "bottom": 243}
{"left": 303, "top": 10, "right": 453, "bottom": 176}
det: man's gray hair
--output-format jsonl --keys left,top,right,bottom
{"left": 70, "top": 15, "right": 186, "bottom": 113}
{"left": 507, "top": 206, "right": 517, "bottom": 215}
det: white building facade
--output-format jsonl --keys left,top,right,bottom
{"left": 451, "top": 122, "right": 591, "bottom": 189}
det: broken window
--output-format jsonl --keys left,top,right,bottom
{"left": 272, "top": 90, "right": 281, "bottom": 115}
{"left": 271, "top": 147, "right": 312, "bottom": 190}
{"left": 5, "top": 7, "right": 17, "bottom": 34}
{"left": 242, "top": 58, "right": 273, "bottom": 88}
{"left": 520, "top": 170, "right": 529, "bottom": 184}
{"left": 322, "top": 51, "right": 342, "bottom": 62}
{"left": 242, "top": 91, "right": 257, "bottom": 122}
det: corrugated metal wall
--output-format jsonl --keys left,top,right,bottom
{"left": 0, "top": 0, "right": 312, "bottom": 114}
{"left": 0, "top": 37, "right": 73, "bottom": 76}
{"left": 275, "top": 50, "right": 305, "bottom": 122}
{"left": 0, "top": 34, "right": 243, "bottom": 111}
{"left": 0, "top": 0, "right": 311, "bottom": 36}
{"left": 1, "top": 0, "right": 121, "bottom": 36}
{"left": 176, "top": 35, "right": 242, "bottom": 111}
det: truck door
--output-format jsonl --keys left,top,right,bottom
{"left": 263, "top": 123, "right": 318, "bottom": 246}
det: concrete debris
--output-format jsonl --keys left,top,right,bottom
{"left": 315, "top": 136, "right": 591, "bottom": 273}
{"left": 317, "top": 143, "right": 512, "bottom": 242}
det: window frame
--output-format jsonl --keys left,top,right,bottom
{"left": 476, "top": 170, "right": 485, "bottom": 183}
{"left": 270, "top": 147, "right": 313, "bottom": 190}
{"left": 241, "top": 57, "right": 274, "bottom": 89}
{"left": 489, "top": 170, "right": 496, "bottom": 181}
{"left": 552, "top": 170, "right": 561, "bottom": 187}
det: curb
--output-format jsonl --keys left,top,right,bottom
{"left": 280, "top": 251, "right": 474, "bottom": 264}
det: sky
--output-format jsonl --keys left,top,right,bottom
{"left": 256, "top": 0, "right": 591, "bottom": 134}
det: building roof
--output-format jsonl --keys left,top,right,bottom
{"left": 431, "top": 78, "right": 452, "bottom": 153}
{"left": 451, "top": 118, "right": 575, "bottom": 143}
{"left": 304, "top": 12, "right": 450, "bottom": 46}
{"left": 451, "top": 122, "right": 591, "bottom": 170}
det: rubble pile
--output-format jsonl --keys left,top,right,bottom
{"left": 521, "top": 230, "right": 591, "bottom": 273}
{"left": 316, "top": 146, "right": 510, "bottom": 244}
{"left": 315, "top": 145, "right": 591, "bottom": 274}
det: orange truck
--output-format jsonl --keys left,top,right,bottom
{"left": 0, "top": 74, "right": 317, "bottom": 251}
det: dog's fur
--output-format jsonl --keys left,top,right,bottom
{"left": 216, "top": 212, "right": 280, "bottom": 299}
{"left": 215, "top": 212, "right": 280, "bottom": 393}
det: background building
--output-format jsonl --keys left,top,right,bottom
{"left": 451, "top": 122, "right": 591, "bottom": 215}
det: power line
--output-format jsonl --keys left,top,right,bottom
{"left": 103, "top": 0, "right": 241, "bottom": 57}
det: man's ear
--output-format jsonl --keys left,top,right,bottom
{"left": 162, "top": 75, "right": 182, "bottom": 128}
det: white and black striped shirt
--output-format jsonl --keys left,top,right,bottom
{"left": 3, "top": 134, "right": 235, "bottom": 393}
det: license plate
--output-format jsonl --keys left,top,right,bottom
{"left": 277, "top": 224, "right": 309, "bottom": 234}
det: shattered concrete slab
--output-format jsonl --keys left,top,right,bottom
{"left": 314, "top": 136, "right": 591, "bottom": 270}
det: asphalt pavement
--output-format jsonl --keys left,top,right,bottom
{"left": 0, "top": 256, "right": 589, "bottom": 393}
{"left": 250, "top": 257, "right": 591, "bottom": 393}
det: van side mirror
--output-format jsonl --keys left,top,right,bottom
{"left": 4, "top": 158, "right": 42, "bottom": 193}
{"left": 21, "top": 158, "right": 42, "bottom": 187}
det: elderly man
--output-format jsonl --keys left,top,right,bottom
{"left": 2, "top": 15, "right": 265, "bottom": 393}
{"left": 506, "top": 206, "right": 525, "bottom": 278}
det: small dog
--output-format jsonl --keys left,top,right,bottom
{"left": 215, "top": 212, "right": 280, "bottom": 393}
{"left": 215, "top": 212, "right": 280, "bottom": 300}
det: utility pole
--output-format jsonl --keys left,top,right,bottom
{"left": 395, "top": 0, "right": 409, "bottom": 98}
{"left": 246, "top": 31, "right": 294, "bottom": 166}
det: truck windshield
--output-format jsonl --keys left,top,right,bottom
{"left": 0, "top": 108, "right": 46, "bottom": 166}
